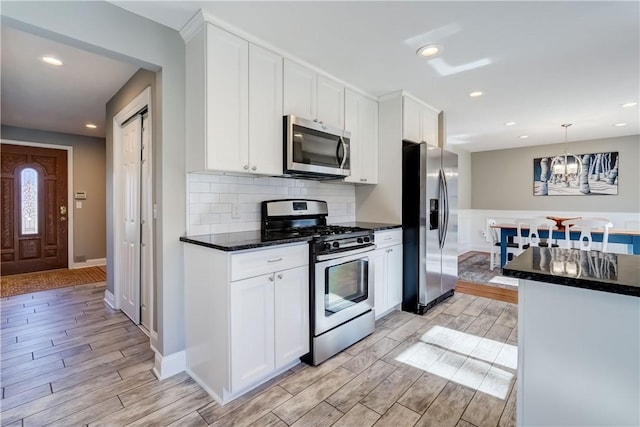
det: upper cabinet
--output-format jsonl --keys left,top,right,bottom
{"left": 402, "top": 96, "right": 439, "bottom": 147}
{"left": 186, "top": 24, "right": 283, "bottom": 175}
{"left": 345, "top": 89, "right": 378, "bottom": 184}
{"left": 283, "top": 59, "right": 344, "bottom": 130}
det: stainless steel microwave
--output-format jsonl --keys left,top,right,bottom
{"left": 284, "top": 115, "right": 350, "bottom": 179}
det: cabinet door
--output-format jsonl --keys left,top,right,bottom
{"left": 359, "top": 96, "right": 379, "bottom": 184}
{"left": 283, "top": 59, "right": 316, "bottom": 121}
{"left": 344, "top": 90, "right": 378, "bottom": 184}
{"left": 230, "top": 274, "right": 275, "bottom": 392}
{"left": 274, "top": 266, "right": 309, "bottom": 369}
{"left": 249, "top": 44, "right": 283, "bottom": 175}
{"left": 386, "top": 244, "right": 403, "bottom": 308}
{"left": 317, "top": 74, "right": 344, "bottom": 129}
{"left": 421, "top": 107, "right": 439, "bottom": 147}
{"left": 402, "top": 96, "right": 422, "bottom": 143}
{"left": 205, "top": 24, "right": 249, "bottom": 172}
{"left": 371, "top": 249, "right": 387, "bottom": 319}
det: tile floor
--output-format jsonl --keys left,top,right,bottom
{"left": 1, "top": 282, "right": 517, "bottom": 426}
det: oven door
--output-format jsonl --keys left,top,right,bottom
{"left": 314, "top": 249, "right": 373, "bottom": 336}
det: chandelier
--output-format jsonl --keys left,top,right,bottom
{"left": 549, "top": 123, "right": 582, "bottom": 187}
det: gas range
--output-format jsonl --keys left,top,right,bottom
{"left": 261, "top": 200, "right": 374, "bottom": 257}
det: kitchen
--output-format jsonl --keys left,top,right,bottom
{"left": 1, "top": 1, "right": 639, "bottom": 426}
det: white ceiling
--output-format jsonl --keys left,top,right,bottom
{"left": 110, "top": 0, "right": 639, "bottom": 152}
{"left": 1, "top": 2, "right": 637, "bottom": 150}
{"left": 1, "top": 25, "right": 139, "bottom": 138}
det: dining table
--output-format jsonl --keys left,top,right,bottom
{"left": 491, "top": 223, "right": 640, "bottom": 268}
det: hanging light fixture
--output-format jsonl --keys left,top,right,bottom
{"left": 550, "top": 123, "right": 582, "bottom": 187}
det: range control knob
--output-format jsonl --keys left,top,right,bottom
{"left": 357, "top": 237, "right": 364, "bottom": 243}
{"left": 364, "top": 236, "right": 371, "bottom": 242}
{"left": 332, "top": 241, "right": 340, "bottom": 248}
{"left": 323, "top": 242, "right": 332, "bottom": 251}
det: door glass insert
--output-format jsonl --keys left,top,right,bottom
{"left": 325, "top": 259, "right": 368, "bottom": 316}
{"left": 21, "top": 168, "right": 38, "bottom": 235}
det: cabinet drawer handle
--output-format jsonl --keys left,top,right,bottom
{"left": 267, "top": 258, "right": 283, "bottom": 263}
{"left": 277, "top": 273, "right": 283, "bottom": 280}
{"left": 384, "top": 236, "right": 393, "bottom": 240}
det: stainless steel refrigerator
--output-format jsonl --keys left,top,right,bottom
{"left": 402, "top": 139, "right": 458, "bottom": 314}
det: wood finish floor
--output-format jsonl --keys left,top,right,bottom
{"left": 1, "top": 282, "right": 517, "bottom": 427}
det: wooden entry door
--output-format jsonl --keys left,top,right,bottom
{"left": 1, "top": 144, "right": 68, "bottom": 275}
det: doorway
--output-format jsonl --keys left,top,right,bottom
{"left": 1, "top": 143, "right": 70, "bottom": 275}
{"left": 113, "top": 87, "right": 153, "bottom": 333}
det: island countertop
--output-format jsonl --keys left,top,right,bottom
{"left": 503, "top": 246, "right": 640, "bottom": 297}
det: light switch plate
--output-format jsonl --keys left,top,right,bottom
{"left": 76, "top": 201, "right": 82, "bottom": 209}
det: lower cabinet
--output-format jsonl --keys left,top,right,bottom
{"left": 373, "top": 229, "right": 403, "bottom": 319}
{"left": 184, "top": 242, "right": 309, "bottom": 403}
{"left": 230, "top": 265, "right": 308, "bottom": 392}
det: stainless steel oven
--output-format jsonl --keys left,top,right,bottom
{"left": 284, "top": 115, "right": 350, "bottom": 179}
{"left": 314, "top": 248, "right": 374, "bottom": 337}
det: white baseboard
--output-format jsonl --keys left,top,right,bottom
{"left": 103, "top": 289, "right": 116, "bottom": 309}
{"left": 72, "top": 258, "right": 106, "bottom": 269}
{"left": 152, "top": 350, "right": 186, "bottom": 380}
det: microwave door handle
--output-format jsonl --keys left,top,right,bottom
{"left": 337, "top": 137, "right": 347, "bottom": 169}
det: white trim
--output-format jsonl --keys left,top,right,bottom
{"left": 152, "top": 350, "right": 185, "bottom": 380}
{"left": 179, "top": 10, "right": 204, "bottom": 42}
{"left": 104, "top": 289, "right": 116, "bottom": 309}
{"left": 0, "top": 139, "right": 74, "bottom": 270}
{"left": 150, "top": 331, "right": 159, "bottom": 358}
{"left": 71, "top": 257, "right": 106, "bottom": 269}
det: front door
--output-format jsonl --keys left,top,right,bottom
{"left": 1, "top": 143, "right": 68, "bottom": 275}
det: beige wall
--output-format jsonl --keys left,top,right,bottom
{"left": 471, "top": 134, "right": 640, "bottom": 212}
{"left": 3, "top": 1, "right": 186, "bottom": 357}
{"left": 1, "top": 125, "right": 107, "bottom": 261}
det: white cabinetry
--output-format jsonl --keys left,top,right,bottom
{"left": 372, "top": 229, "right": 403, "bottom": 319}
{"left": 283, "top": 59, "right": 344, "bottom": 129}
{"left": 185, "top": 23, "right": 282, "bottom": 175}
{"left": 403, "top": 96, "right": 439, "bottom": 146}
{"left": 345, "top": 89, "right": 378, "bottom": 184}
{"left": 184, "top": 242, "right": 309, "bottom": 403}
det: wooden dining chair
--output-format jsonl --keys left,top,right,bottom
{"left": 561, "top": 218, "right": 613, "bottom": 252}
{"left": 517, "top": 218, "right": 559, "bottom": 253}
{"left": 487, "top": 219, "right": 519, "bottom": 269}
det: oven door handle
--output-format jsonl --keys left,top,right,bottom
{"left": 316, "top": 244, "right": 376, "bottom": 262}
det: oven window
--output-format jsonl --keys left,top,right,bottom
{"left": 325, "top": 259, "right": 368, "bottom": 316}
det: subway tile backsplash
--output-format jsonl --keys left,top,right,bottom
{"left": 187, "top": 173, "right": 356, "bottom": 235}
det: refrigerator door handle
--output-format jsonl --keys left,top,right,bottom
{"left": 438, "top": 169, "right": 446, "bottom": 249}
{"left": 442, "top": 170, "right": 450, "bottom": 246}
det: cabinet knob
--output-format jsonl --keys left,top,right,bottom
{"left": 243, "top": 165, "right": 249, "bottom": 170}
{"left": 277, "top": 273, "right": 283, "bottom": 280}
{"left": 251, "top": 166, "right": 257, "bottom": 171}
{"left": 313, "top": 118, "right": 318, "bottom": 123}
{"left": 268, "top": 275, "right": 274, "bottom": 282}
{"left": 389, "top": 248, "right": 393, "bottom": 252}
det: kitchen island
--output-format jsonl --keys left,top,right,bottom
{"left": 503, "top": 247, "right": 640, "bottom": 427}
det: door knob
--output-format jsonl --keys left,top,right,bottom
{"left": 60, "top": 206, "right": 67, "bottom": 215}
{"left": 60, "top": 216, "right": 67, "bottom": 222}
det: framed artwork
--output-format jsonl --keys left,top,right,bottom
{"left": 533, "top": 151, "right": 618, "bottom": 196}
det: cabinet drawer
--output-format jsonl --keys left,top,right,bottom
{"left": 375, "top": 229, "right": 402, "bottom": 249}
{"left": 231, "top": 243, "right": 309, "bottom": 281}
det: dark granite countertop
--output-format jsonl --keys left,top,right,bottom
{"left": 503, "top": 247, "right": 640, "bottom": 297}
{"left": 335, "top": 222, "right": 402, "bottom": 231}
{"left": 180, "top": 222, "right": 402, "bottom": 251}
{"left": 180, "top": 231, "right": 311, "bottom": 252}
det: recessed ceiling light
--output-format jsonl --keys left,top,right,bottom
{"left": 85, "top": 123, "right": 97, "bottom": 129}
{"left": 519, "top": 135, "right": 529, "bottom": 139}
{"left": 469, "top": 91, "right": 483, "bottom": 97}
{"left": 621, "top": 102, "right": 637, "bottom": 108}
{"left": 614, "top": 122, "right": 627, "bottom": 127}
{"left": 42, "top": 56, "right": 63, "bottom": 66}
{"left": 416, "top": 44, "right": 442, "bottom": 58}
{"left": 505, "top": 122, "right": 516, "bottom": 126}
